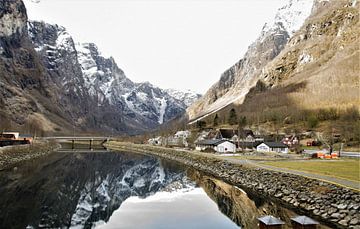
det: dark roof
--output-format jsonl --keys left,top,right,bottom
{"left": 196, "top": 139, "right": 234, "bottom": 146}
{"left": 19, "top": 134, "right": 33, "bottom": 138}
{"left": 236, "top": 141, "right": 260, "bottom": 148}
{"left": 262, "top": 142, "right": 288, "bottom": 148}
{"left": 291, "top": 216, "right": 319, "bottom": 225}
{"left": 258, "top": 216, "right": 285, "bottom": 225}
{"left": 239, "top": 129, "right": 254, "bottom": 138}
{"left": 219, "top": 129, "right": 236, "bottom": 139}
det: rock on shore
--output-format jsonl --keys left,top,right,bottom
{"left": 0, "top": 141, "right": 58, "bottom": 170}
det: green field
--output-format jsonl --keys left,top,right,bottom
{"left": 263, "top": 159, "right": 360, "bottom": 182}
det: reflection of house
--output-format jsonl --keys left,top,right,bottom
{"left": 291, "top": 215, "right": 319, "bottom": 229}
{"left": 195, "top": 139, "right": 236, "bottom": 153}
{"left": 258, "top": 215, "right": 285, "bottom": 229}
{"left": 256, "top": 142, "right": 289, "bottom": 153}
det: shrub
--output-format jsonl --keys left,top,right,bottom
{"left": 307, "top": 115, "right": 319, "bottom": 129}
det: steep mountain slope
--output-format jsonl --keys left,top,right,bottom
{"left": 0, "top": 0, "right": 199, "bottom": 135}
{"left": 0, "top": 0, "right": 65, "bottom": 133}
{"left": 207, "top": 0, "right": 359, "bottom": 131}
{"left": 257, "top": 0, "right": 359, "bottom": 111}
{"left": 187, "top": 0, "right": 315, "bottom": 122}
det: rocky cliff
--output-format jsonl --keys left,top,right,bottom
{"left": 0, "top": 0, "right": 200, "bottom": 134}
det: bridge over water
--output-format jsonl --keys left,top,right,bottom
{"left": 43, "top": 136, "right": 111, "bottom": 150}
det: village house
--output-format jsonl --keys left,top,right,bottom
{"left": 195, "top": 139, "right": 236, "bottom": 153}
{"left": 0, "top": 132, "right": 20, "bottom": 140}
{"left": 148, "top": 136, "right": 162, "bottom": 145}
{"left": 282, "top": 135, "right": 299, "bottom": 147}
{"left": 256, "top": 142, "right": 289, "bottom": 153}
{"left": 214, "top": 128, "right": 256, "bottom": 142}
{"left": 215, "top": 129, "right": 238, "bottom": 142}
{"left": 237, "top": 141, "right": 261, "bottom": 151}
{"left": 0, "top": 132, "right": 33, "bottom": 147}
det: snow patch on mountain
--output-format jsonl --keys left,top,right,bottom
{"left": 165, "top": 89, "right": 201, "bottom": 107}
{"left": 262, "top": 0, "right": 314, "bottom": 37}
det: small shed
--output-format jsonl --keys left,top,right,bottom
{"left": 256, "top": 142, "right": 289, "bottom": 153}
{"left": 291, "top": 216, "right": 319, "bottom": 229}
{"left": 258, "top": 216, "right": 285, "bottom": 229}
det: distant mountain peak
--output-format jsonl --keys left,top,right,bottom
{"left": 262, "top": 0, "right": 314, "bottom": 37}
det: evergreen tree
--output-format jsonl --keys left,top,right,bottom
{"left": 228, "top": 108, "right": 237, "bottom": 125}
{"left": 238, "top": 116, "right": 247, "bottom": 129}
{"left": 196, "top": 120, "right": 206, "bottom": 129}
{"left": 213, "top": 114, "right": 219, "bottom": 126}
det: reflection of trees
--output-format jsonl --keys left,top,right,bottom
{"left": 188, "top": 170, "right": 296, "bottom": 229}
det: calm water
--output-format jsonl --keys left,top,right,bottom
{"left": 0, "top": 147, "right": 329, "bottom": 229}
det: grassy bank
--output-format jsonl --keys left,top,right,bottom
{"left": 262, "top": 159, "right": 360, "bottom": 182}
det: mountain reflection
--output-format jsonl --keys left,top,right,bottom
{"left": 0, "top": 152, "right": 188, "bottom": 229}
{"left": 0, "top": 151, "right": 329, "bottom": 229}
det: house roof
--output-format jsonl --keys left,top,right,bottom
{"left": 196, "top": 139, "right": 234, "bottom": 146}
{"left": 258, "top": 216, "right": 285, "bottom": 225}
{"left": 291, "top": 216, "right": 319, "bottom": 225}
{"left": 262, "top": 142, "right": 288, "bottom": 148}
{"left": 236, "top": 141, "right": 261, "bottom": 148}
{"left": 19, "top": 134, "right": 33, "bottom": 138}
{"left": 219, "top": 129, "right": 236, "bottom": 139}
{"left": 239, "top": 129, "right": 254, "bottom": 138}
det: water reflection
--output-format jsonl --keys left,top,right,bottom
{"left": 0, "top": 152, "right": 238, "bottom": 229}
{"left": 99, "top": 188, "right": 239, "bottom": 229}
{"left": 0, "top": 150, "right": 329, "bottom": 229}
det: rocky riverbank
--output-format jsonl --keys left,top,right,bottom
{"left": 108, "top": 142, "right": 360, "bottom": 229}
{"left": 0, "top": 141, "right": 59, "bottom": 170}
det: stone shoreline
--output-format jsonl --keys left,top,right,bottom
{"left": 0, "top": 141, "right": 58, "bottom": 170}
{"left": 108, "top": 142, "right": 360, "bottom": 229}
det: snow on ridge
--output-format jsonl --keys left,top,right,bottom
{"left": 165, "top": 88, "right": 201, "bottom": 107}
{"left": 158, "top": 97, "right": 167, "bottom": 124}
{"left": 262, "top": 0, "right": 314, "bottom": 37}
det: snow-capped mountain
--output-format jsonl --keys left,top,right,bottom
{"left": 165, "top": 89, "right": 201, "bottom": 107}
{"left": 187, "top": 0, "right": 314, "bottom": 122}
{"left": 27, "top": 20, "right": 200, "bottom": 131}
{"left": 262, "top": 0, "right": 314, "bottom": 37}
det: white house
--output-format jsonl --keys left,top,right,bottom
{"left": 195, "top": 139, "right": 236, "bottom": 153}
{"left": 148, "top": 136, "right": 162, "bottom": 145}
{"left": 256, "top": 142, "right": 289, "bottom": 153}
{"left": 174, "top": 130, "right": 190, "bottom": 139}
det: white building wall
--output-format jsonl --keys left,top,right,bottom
{"left": 256, "top": 143, "right": 271, "bottom": 152}
{"left": 215, "top": 141, "right": 236, "bottom": 153}
{"left": 257, "top": 143, "right": 289, "bottom": 153}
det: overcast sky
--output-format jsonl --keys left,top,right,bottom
{"left": 24, "top": 0, "right": 284, "bottom": 93}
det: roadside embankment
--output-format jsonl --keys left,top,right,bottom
{"left": 107, "top": 141, "right": 360, "bottom": 229}
{"left": 0, "top": 140, "right": 59, "bottom": 170}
